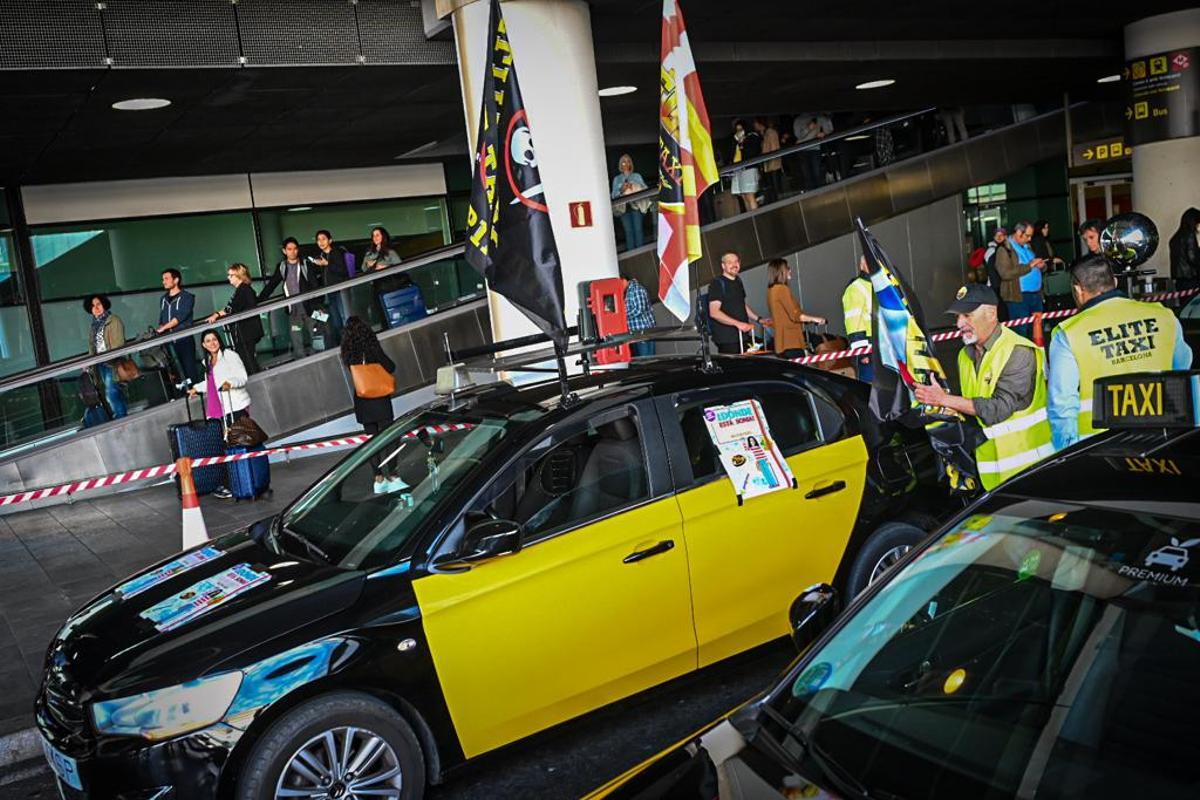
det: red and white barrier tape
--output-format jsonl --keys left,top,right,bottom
{"left": 788, "top": 286, "right": 1200, "bottom": 366}
{"left": 0, "top": 423, "right": 478, "bottom": 508}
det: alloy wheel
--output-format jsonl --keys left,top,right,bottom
{"left": 276, "top": 726, "right": 403, "bottom": 799}
{"left": 868, "top": 545, "right": 912, "bottom": 585}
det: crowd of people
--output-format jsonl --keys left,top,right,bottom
{"left": 690, "top": 208, "right": 1198, "bottom": 492}
{"left": 79, "top": 225, "right": 408, "bottom": 427}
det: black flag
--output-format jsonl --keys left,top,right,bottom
{"left": 464, "top": 0, "right": 567, "bottom": 344}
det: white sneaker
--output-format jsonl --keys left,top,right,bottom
{"left": 372, "top": 479, "right": 389, "bottom": 495}
{"left": 384, "top": 476, "right": 409, "bottom": 492}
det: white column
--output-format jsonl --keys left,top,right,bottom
{"left": 1126, "top": 9, "right": 1200, "bottom": 275}
{"left": 447, "top": 0, "right": 621, "bottom": 342}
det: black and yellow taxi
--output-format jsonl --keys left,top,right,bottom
{"left": 36, "top": 354, "right": 950, "bottom": 799}
{"left": 586, "top": 370, "right": 1200, "bottom": 800}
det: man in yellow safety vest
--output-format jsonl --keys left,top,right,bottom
{"left": 841, "top": 255, "right": 874, "bottom": 381}
{"left": 914, "top": 284, "right": 1055, "bottom": 490}
{"left": 1048, "top": 254, "right": 1192, "bottom": 450}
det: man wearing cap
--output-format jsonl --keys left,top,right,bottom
{"left": 913, "top": 284, "right": 1054, "bottom": 490}
{"left": 1047, "top": 254, "right": 1192, "bottom": 451}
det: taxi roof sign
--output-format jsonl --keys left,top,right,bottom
{"left": 1093, "top": 371, "right": 1200, "bottom": 429}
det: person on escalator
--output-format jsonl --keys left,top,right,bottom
{"left": 730, "top": 119, "right": 762, "bottom": 212}
{"left": 206, "top": 263, "right": 263, "bottom": 374}
{"left": 84, "top": 293, "right": 128, "bottom": 422}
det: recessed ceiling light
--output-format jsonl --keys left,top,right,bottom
{"left": 287, "top": 206, "right": 313, "bottom": 212}
{"left": 1097, "top": 74, "right": 1122, "bottom": 83}
{"left": 844, "top": 134, "right": 871, "bottom": 141}
{"left": 112, "top": 97, "right": 171, "bottom": 111}
{"left": 598, "top": 85, "right": 638, "bottom": 97}
{"left": 855, "top": 79, "right": 895, "bottom": 90}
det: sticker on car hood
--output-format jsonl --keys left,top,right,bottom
{"left": 115, "top": 546, "right": 223, "bottom": 599}
{"left": 140, "top": 564, "right": 271, "bottom": 632}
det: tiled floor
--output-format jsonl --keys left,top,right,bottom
{"left": 0, "top": 452, "right": 341, "bottom": 738}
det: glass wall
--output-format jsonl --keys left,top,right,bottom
{"left": 31, "top": 212, "right": 261, "bottom": 362}
{"left": 962, "top": 158, "right": 1072, "bottom": 258}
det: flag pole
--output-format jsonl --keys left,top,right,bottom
{"left": 553, "top": 341, "right": 579, "bottom": 407}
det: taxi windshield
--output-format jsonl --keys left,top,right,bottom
{"left": 768, "top": 497, "right": 1200, "bottom": 800}
{"left": 280, "top": 410, "right": 524, "bottom": 570}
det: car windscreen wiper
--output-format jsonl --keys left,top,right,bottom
{"left": 755, "top": 704, "right": 907, "bottom": 800}
{"left": 278, "top": 524, "right": 332, "bottom": 564}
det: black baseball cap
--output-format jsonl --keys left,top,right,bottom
{"left": 946, "top": 284, "right": 998, "bottom": 314}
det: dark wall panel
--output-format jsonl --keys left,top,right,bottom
{"left": 238, "top": 0, "right": 361, "bottom": 65}
{"left": 0, "top": 0, "right": 105, "bottom": 69}
{"left": 103, "top": 0, "right": 239, "bottom": 67}
{"left": 357, "top": 0, "right": 455, "bottom": 65}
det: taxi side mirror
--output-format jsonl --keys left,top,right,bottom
{"left": 461, "top": 519, "right": 523, "bottom": 562}
{"left": 788, "top": 583, "right": 840, "bottom": 653}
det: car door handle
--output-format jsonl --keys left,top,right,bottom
{"left": 804, "top": 481, "right": 847, "bottom": 500}
{"left": 623, "top": 540, "right": 675, "bottom": 564}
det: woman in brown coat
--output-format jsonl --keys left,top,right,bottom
{"left": 766, "top": 259, "right": 825, "bottom": 357}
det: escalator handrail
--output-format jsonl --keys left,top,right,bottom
{"left": 0, "top": 241, "right": 468, "bottom": 394}
{"left": 611, "top": 106, "right": 939, "bottom": 210}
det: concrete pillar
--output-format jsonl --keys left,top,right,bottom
{"left": 446, "top": 0, "right": 620, "bottom": 341}
{"left": 1126, "top": 9, "right": 1200, "bottom": 274}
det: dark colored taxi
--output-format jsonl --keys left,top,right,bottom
{"left": 36, "top": 355, "right": 950, "bottom": 799}
{"left": 587, "top": 371, "right": 1200, "bottom": 800}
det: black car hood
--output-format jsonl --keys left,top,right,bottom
{"left": 49, "top": 529, "right": 364, "bottom": 700}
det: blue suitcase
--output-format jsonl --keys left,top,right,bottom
{"left": 167, "top": 396, "right": 224, "bottom": 496}
{"left": 379, "top": 285, "right": 427, "bottom": 329}
{"left": 226, "top": 445, "right": 271, "bottom": 501}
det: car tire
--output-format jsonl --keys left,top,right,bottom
{"left": 236, "top": 691, "right": 425, "bottom": 800}
{"left": 846, "top": 521, "right": 927, "bottom": 597}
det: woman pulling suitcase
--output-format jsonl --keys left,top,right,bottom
{"left": 189, "top": 329, "right": 269, "bottom": 500}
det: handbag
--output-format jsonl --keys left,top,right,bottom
{"left": 114, "top": 357, "right": 140, "bottom": 383}
{"left": 351, "top": 361, "right": 395, "bottom": 399}
{"left": 222, "top": 389, "right": 269, "bottom": 446}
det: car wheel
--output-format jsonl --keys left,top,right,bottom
{"left": 236, "top": 692, "right": 425, "bottom": 800}
{"left": 846, "top": 521, "right": 927, "bottom": 597}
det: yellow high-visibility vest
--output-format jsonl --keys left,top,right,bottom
{"left": 842, "top": 277, "right": 873, "bottom": 342}
{"left": 1055, "top": 296, "right": 1176, "bottom": 437}
{"left": 958, "top": 327, "right": 1055, "bottom": 490}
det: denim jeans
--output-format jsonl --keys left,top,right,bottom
{"left": 620, "top": 209, "right": 645, "bottom": 250}
{"left": 1006, "top": 292, "right": 1043, "bottom": 339}
{"left": 97, "top": 363, "right": 127, "bottom": 418}
{"left": 630, "top": 340, "right": 656, "bottom": 358}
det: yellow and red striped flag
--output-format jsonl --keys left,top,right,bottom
{"left": 657, "top": 0, "right": 718, "bottom": 321}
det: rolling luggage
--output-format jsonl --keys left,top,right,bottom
{"left": 225, "top": 445, "right": 271, "bottom": 501}
{"left": 167, "top": 395, "right": 224, "bottom": 496}
{"left": 379, "top": 282, "right": 428, "bottom": 329}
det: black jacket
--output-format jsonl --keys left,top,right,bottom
{"left": 258, "top": 259, "right": 321, "bottom": 314}
{"left": 731, "top": 131, "right": 762, "bottom": 165}
{"left": 223, "top": 282, "right": 264, "bottom": 346}
{"left": 347, "top": 349, "right": 396, "bottom": 425}
{"left": 1170, "top": 208, "right": 1200, "bottom": 287}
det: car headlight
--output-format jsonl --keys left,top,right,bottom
{"left": 92, "top": 672, "right": 243, "bottom": 741}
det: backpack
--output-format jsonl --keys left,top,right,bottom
{"left": 344, "top": 250, "right": 357, "bottom": 278}
{"left": 968, "top": 246, "right": 987, "bottom": 269}
{"left": 79, "top": 368, "right": 104, "bottom": 408}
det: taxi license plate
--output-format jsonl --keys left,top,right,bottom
{"left": 41, "top": 736, "right": 83, "bottom": 792}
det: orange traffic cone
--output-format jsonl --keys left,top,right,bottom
{"left": 178, "top": 457, "right": 210, "bottom": 550}
{"left": 1032, "top": 311, "right": 1045, "bottom": 348}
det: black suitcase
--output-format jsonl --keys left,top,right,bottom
{"left": 167, "top": 395, "right": 225, "bottom": 496}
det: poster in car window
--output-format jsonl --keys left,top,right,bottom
{"left": 703, "top": 400, "right": 794, "bottom": 503}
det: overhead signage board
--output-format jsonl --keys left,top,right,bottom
{"left": 1124, "top": 47, "right": 1199, "bottom": 146}
{"left": 1071, "top": 136, "right": 1132, "bottom": 167}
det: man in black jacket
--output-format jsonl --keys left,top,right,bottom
{"left": 312, "top": 229, "right": 351, "bottom": 346}
{"left": 259, "top": 237, "right": 319, "bottom": 359}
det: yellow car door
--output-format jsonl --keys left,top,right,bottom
{"left": 660, "top": 385, "right": 868, "bottom": 666}
{"left": 413, "top": 406, "right": 697, "bottom": 758}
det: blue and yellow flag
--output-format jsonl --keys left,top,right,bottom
{"left": 857, "top": 219, "right": 983, "bottom": 493}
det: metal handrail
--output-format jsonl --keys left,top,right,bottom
{"left": 0, "top": 241, "right": 468, "bottom": 394}
{"left": 611, "top": 106, "right": 938, "bottom": 210}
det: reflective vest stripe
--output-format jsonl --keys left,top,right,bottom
{"left": 843, "top": 308, "right": 867, "bottom": 320}
{"left": 958, "top": 326, "right": 1055, "bottom": 490}
{"left": 977, "top": 443, "right": 1058, "bottom": 475}
{"left": 981, "top": 407, "right": 1049, "bottom": 439}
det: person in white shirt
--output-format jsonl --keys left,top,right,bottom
{"left": 189, "top": 329, "right": 251, "bottom": 420}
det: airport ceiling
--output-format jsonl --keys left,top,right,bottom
{"left": 0, "top": 0, "right": 1193, "bottom": 186}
